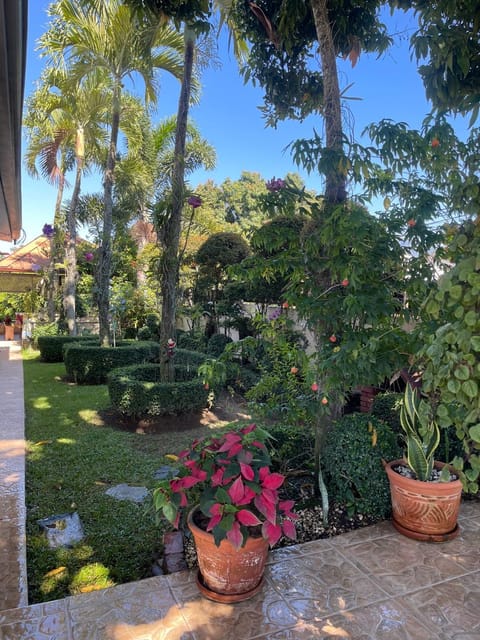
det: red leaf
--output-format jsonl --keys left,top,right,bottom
{"left": 218, "top": 433, "right": 241, "bottom": 452}
{"left": 282, "top": 519, "right": 297, "bottom": 540}
{"left": 254, "top": 494, "right": 276, "bottom": 523}
{"left": 236, "top": 509, "right": 262, "bottom": 527}
{"left": 262, "top": 521, "right": 282, "bottom": 546}
{"left": 241, "top": 423, "right": 256, "bottom": 435}
{"left": 262, "top": 472, "right": 285, "bottom": 490}
{"left": 240, "top": 462, "right": 255, "bottom": 481}
{"left": 226, "top": 521, "right": 244, "bottom": 549}
{"left": 211, "top": 468, "right": 224, "bottom": 487}
{"left": 207, "top": 512, "right": 222, "bottom": 531}
{"left": 228, "top": 476, "right": 245, "bottom": 504}
{"left": 236, "top": 486, "right": 256, "bottom": 506}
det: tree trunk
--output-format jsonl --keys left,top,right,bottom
{"left": 64, "top": 127, "right": 84, "bottom": 336}
{"left": 97, "top": 85, "right": 121, "bottom": 346}
{"left": 310, "top": 0, "right": 347, "bottom": 205}
{"left": 47, "top": 173, "right": 66, "bottom": 322}
{"left": 159, "top": 27, "right": 195, "bottom": 381}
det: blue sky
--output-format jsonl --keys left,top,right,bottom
{"left": 2, "top": 2, "right": 468, "bottom": 252}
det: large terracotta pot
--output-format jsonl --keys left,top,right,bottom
{"left": 187, "top": 508, "right": 269, "bottom": 603}
{"left": 384, "top": 459, "right": 463, "bottom": 542}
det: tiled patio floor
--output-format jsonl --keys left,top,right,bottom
{"left": 1, "top": 340, "right": 479, "bottom": 639}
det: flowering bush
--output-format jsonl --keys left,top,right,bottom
{"left": 153, "top": 424, "right": 297, "bottom": 549}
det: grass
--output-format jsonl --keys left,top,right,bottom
{"left": 23, "top": 350, "right": 230, "bottom": 604}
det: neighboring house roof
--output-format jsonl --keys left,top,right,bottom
{"left": 0, "top": 1, "right": 28, "bottom": 241}
{"left": 0, "top": 235, "right": 50, "bottom": 292}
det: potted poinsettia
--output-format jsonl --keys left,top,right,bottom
{"left": 152, "top": 423, "right": 297, "bottom": 602}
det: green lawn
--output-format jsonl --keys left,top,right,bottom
{"left": 23, "top": 351, "right": 226, "bottom": 603}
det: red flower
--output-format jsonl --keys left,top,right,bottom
{"left": 407, "top": 219, "right": 416, "bottom": 227}
{"left": 341, "top": 278, "right": 349, "bottom": 287}
{"left": 431, "top": 138, "right": 440, "bottom": 148}
{"left": 311, "top": 382, "right": 319, "bottom": 392}
{"left": 329, "top": 335, "right": 337, "bottom": 343}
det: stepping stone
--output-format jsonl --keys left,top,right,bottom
{"left": 105, "top": 483, "right": 149, "bottom": 503}
{"left": 38, "top": 512, "right": 84, "bottom": 549}
{"left": 153, "top": 465, "right": 179, "bottom": 480}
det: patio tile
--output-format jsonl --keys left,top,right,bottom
{"left": 66, "top": 576, "right": 193, "bottom": 640}
{"left": 265, "top": 549, "right": 388, "bottom": 620}
{"left": 170, "top": 582, "right": 296, "bottom": 640}
{"left": 341, "top": 534, "right": 470, "bottom": 596}
{"left": 328, "top": 519, "right": 396, "bottom": 547}
{"left": 0, "top": 600, "right": 69, "bottom": 639}
{"left": 398, "top": 571, "right": 480, "bottom": 639}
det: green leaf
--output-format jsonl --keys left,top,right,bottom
{"left": 462, "top": 379, "right": 478, "bottom": 399}
{"left": 454, "top": 365, "right": 470, "bottom": 381}
{"left": 447, "top": 378, "right": 461, "bottom": 393}
{"left": 464, "top": 310, "right": 478, "bottom": 327}
{"left": 468, "top": 424, "right": 480, "bottom": 444}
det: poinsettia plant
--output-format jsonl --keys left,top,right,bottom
{"left": 152, "top": 424, "right": 297, "bottom": 550}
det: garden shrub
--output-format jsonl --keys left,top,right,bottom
{"left": 107, "top": 363, "right": 209, "bottom": 417}
{"left": 64, "top": 340, "right": 159, "bottom": 384}
{"left": 176, "top": 332, "right": 207, "bottom": 352}
{"left": 371, "top": 392, "right": 402, "bottom": 437}
{"left": 207, "top": 333, "right": 233, "bottom": 357}
{"left": 323, "top": 413, "right": 402, "bottom": 519}
{"left": 173, "top": 348, "right": 209, "bottom": 367}
{"left": 37, "top": 335, "right": 99, "bottom": 362}
{"left": 225, "top": 362, "right": 260, "bottom": 394}
{"left": 137, "top": 326, "right": 152, "bottom": 340}
{"left": 267, "top": 423, "right": 314, "bottom": 474}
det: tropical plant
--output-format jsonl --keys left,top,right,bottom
{"left": 39, "top": 0, "right": 185, "bottom": 344}
{"left": 399, "top": 384, "right": 447, "bottom": 482}
{"left": 152, "top": 423, "right": 297, "bottom": 549}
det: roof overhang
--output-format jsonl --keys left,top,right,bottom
{"left": 0, "top": 0, "right": 28, "bottom": 241}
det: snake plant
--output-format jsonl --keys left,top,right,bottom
{"left": 400, "top": 384, "right": 441, "bottom": 481}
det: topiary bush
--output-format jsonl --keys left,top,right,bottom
{"left": 176, "top": 332, "right": 207, "bottom": 353}
{"left": 323, "top": 413, "right": 402, "bottom": 519}
{"left": 63, "top": 341, "right": 159, "bottom": 384}
{"left": 173, "top": 348, "right": 209, "bottom": 368}
{"left": 207, "top": 333, "right": 233, "bottom": 357}
{"left": 37, "top": 335, "right": 99, "bottom": 362}
{"left": 107, "top": 363, "right": 210, "bottom": 417}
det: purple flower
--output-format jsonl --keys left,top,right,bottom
{"left": 268, "top": 308, "right": 282, "bottom": 321}
{"left": 266, "top": 178, "right": 286, "bottom": 192}
{"left": 31, "top": 263, "right": 41, "bottom": 272}
{"left": 42, "top": 223, "right": 55, "bottom": 238}
{"left": 187, "top": 195, "right": 202, "bottom": 209}
{"left": 84, "top": 252, "right": 94, "bottom": 262}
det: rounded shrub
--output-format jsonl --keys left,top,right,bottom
{"left": 323, "top": 413, "right": 402, "bottom": 519}
{"left": 207, "top": 333, "right": 233, "bottom": 357}
{"left": 177, "top": 332, "right": 207, "bottom": 352}
{"left": 137, "top": 326, "right": 152, "bottom": 340}
{"left": 37, "top": 335, "right": 99, "bottom": 362}
{"left": 371, "top": 392, "right": 402, "bottom": 437}
{"left": 63, "top": 340, "right": 159, "bottom": 384}
{"left": 267, "top": 423, "right": 314, "bottom": 474}
{"left": 107, "top": 363, "right": 210, "bottom": 417}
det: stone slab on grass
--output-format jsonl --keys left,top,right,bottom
{"left": 105, "top": 483, "right": 149, "bottom": 503}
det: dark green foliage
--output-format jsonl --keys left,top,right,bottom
{"left": 173, "top": 348, "right": 209, "bottom": 367}
{"left": 371, "top": 392, "right": 402, "bottom": 437}
{"left": 107, "top": 363, "right": 209, "bottom": 417}
{"left": 137, "top": 326, "right": 152, "bottom": 340}
{"left": 266, "top": 424, "right": 314, "bottom": 474}
{"left": 64, "top": 341, "right": 159, "bottom": 384}
{"left": 176, "top": 332, "right": 207, "bottom": 352}
{"left": 323, "top": 414, "right": 402, "bottom": 518}
{"left": 37, "top": 335, "right": 99, "bottom": 363}
{"left": 207, "top": 333, "right": 233, "bottom": 357}
{"left": 225, "top": 364, "right": 260, "bottom": 394}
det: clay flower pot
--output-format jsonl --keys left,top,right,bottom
{"left": 384, "top": 459, "right": 463, "bottom": 542}
{"left": 187, "top": 508, "right": 269, "bottom": 603}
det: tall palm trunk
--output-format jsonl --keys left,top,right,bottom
{"left": 159, "top": 27, "right": 195, "bottom": 381}
{"left": 97, "top": 84, "right": 121, "bottom": 345}
{"left": 64, "top": 127, "right": 84, "bottom": 335}
{"left": 310, "top": 0, "right": 346, "bottom": 205}
{"left": 47, "top": 173, "right": 66, "bottom": 322}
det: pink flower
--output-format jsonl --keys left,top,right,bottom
{"left": 187, "top": 195, "right": 202, "bottom": 208}
{"left": 341, "top": 278, "right": 349, "bottom": 287}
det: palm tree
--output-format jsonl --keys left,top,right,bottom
{"left": 24, "top": 67, "right": 110, "bottom": 332}
{"left": 39, "top": 0, "right": 185, "bottom": 343}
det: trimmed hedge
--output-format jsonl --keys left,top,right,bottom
{"left": 37, "top": 335, "right": 99, "bottom": 363}
{"left": 207, "top": 333, "right": 233, "bottom": 357}
{"left": 107, "top": 363, "right": 210, "bottom": 417}
{"left": 173, "top": 348, "right": 209, "bottom": 367}
{"left": 64, "top": 341, "right": 160, "bottom": 384}
{"left": 323, "top": 413, "right": 402, "bottom": 519}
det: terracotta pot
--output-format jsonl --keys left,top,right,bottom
{"left": 384, "top": 459, "right": 462, "bottom": 542}
{"left": 187, "top": 508, "right": 269, "bottom": 603}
